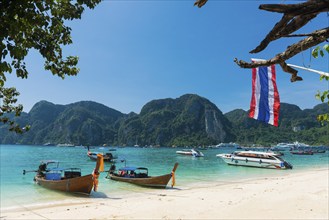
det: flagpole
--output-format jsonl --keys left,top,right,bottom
{"left": 251, "top": 58, "right": 329, "bottom": 77}
{"left": 286, "top": 64, "right": 329, "bottom": 77}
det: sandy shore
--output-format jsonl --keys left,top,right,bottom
{"left": 1, "top": 168, "right": 328, "bottom": 220}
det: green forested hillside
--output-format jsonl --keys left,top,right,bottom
{"left": 225, "top": 103, "right": 328, "bottom": 145}
{"left": 118, "top": 94, "right": 235, "bottom": 146}
{"left": 0, "top": 101, "right": 125, "bottom": 145}
{"left": 0, "top": 95, "right": 328, "bottom": 146}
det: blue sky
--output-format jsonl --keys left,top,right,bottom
{"left": 6, "top": 0, "right": 329, "bottom": 114}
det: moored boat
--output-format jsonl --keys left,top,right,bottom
{"left": 290, "top": 150, "right": 313, "bottom": 155}
{"left": 176, "top": 149, "right": 204, "bottom": 157}
{"left": 87, "top": 151, "right": 117, "bottom": 163}
{"left": 106, "top": 163, "right": 179, "bottom": 188}
{"left": 56, "top": 143, "right": 75, "bottom": 147}
{"left": 267, "top": 150, "right": 284, "bottom": 156}
{"left": 216, "top": 151, "right": 293, "bottom": 169}
{"left": 23, "top": 155, "right": 104, "bottom": 194}
{"left": 270, "top": 143, "right": 294, "bottom": 151}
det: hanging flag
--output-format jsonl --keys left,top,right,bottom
{"left": 249, "top": 59, "right": 280, "bottom": 126}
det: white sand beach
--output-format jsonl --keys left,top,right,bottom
{"left": 1, "top": 168, "right": 328, "bottom": 220}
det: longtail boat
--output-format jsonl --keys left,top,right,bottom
{"left": 106, "top": 163, "right": 179, "bottom": 188}
{"left": 23, "top": 155, "right": 104, "bottom": 194}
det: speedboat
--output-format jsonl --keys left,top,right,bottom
{"left": 270, "top": 143, "right": 294, "bottom": 151}
{"left": 216, "top": 151, "right": 293, "bottom": 169}
{"left": 176, "top": 149, "right": 204, "bottom": 157}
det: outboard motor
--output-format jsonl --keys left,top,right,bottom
{"left": 108, "top": 164, "right": 116, "bottom": 174}
{"left": 37, "top": 162, "right": 47, "bottom": 177}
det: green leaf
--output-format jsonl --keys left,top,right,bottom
{"left": 324, "top": 44, "right": 329, "bottom": 53}
{"left": 315, "top": 91, "right": 321, "bottom": 100}
{"left": 312, "top": 46, "right": 319, "bottom": 58}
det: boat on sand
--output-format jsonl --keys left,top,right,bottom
{"left": 23, "top": 155, "right": 104, "bottom": 194}
{"left": 106, "top": 162, "right": 179, "bottom": 188}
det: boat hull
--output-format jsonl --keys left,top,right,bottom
{"left": 176, "top": 149, "right": 204, "bottom": 157}
{"left": 34, "top": 174, "right": 94, "bottom": 194}
{"left": 108, "top": 173, "right": 173, "bottom": 188}
{"left": 291, "top": 151, "right": 313, "bottom": 155}
{"left": 176, "top": 151, "right": 193, "bottom": 155}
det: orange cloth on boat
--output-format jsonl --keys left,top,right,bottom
{"left": 171, "top": 171, "right": 175, "bottom": 187}
{"left": 96, "top": 154, "right": 104, "bottom": 172}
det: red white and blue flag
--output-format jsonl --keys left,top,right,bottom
{"left": 249, "top": 59, "right": 280, "bottom": 126}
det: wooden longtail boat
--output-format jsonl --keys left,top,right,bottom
{"left": 23, "top": 155, "right": 104, "bottom": 194}
{"left": 34, "top": 171, "right": 94, "bottom": 194}
{"left": 106, "top": 163, "right": 179, "bottom": 188}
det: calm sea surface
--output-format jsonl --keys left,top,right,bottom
{"left": 1, "top": 144, "right": 328, "bottom": 209}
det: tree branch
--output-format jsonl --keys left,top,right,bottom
{"left": 194, "top": 0, "right": 208, "bottom": 8}
{"left": 193, "top": 0, "right": 328, "bottom": 83}
{"left": 259, "top": 0, "right": 329, "bottom": 16}
{"left": 235, "top": 28, "right": 329, "bottom": 82}
{"left": 250, "top": 12, "right": 319, "bottom": 53}
{"left": 250, "top": 14, "right": 292, "bottom": 54}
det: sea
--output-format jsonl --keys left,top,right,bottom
{"left": 0, "top": 144, "right": 328, "bottom": 210}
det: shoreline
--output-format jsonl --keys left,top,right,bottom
{"left": 1, "top": 167, "right": 328, "bottom": 219}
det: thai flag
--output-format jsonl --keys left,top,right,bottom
{"left": 249, "top": 59, "right": 280, "bottom": 126}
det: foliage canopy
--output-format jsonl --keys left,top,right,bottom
{"left": 0, "top": 0, "right": 101, "bottom": 133}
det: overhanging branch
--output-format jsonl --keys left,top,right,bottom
{"left": 194, "top": 0, "right": 207, "bottom": 8}
{"left": 193, "top": 0, "right": 329, "bottom": 82}
{"left": 235, "top": 28, "right": 329, "bottom": 82}
{"left": 259, "top": 0, "right": 329, "bottom": 16}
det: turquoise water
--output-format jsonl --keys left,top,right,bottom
{"left": 1, "top": 145, "right": 328, "bottom": 209}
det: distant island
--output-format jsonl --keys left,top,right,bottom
{"left": 0, "top": 94, "right": 328, "bottom": 146}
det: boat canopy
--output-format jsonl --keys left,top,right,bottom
{"left": 41, "top": 160, "right": 59, "bottom": 164}
{"left": 40, "top": 160, "right": 60, "bottom": 169}
{"left": 119, "top": 167, "right": 148, "bottom": 171}
{"left": 47, "top": 167, "right": 81, "bottom": 171}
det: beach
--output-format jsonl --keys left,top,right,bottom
{"left": 1, "top": 167, "right": 328, "bottom": 220}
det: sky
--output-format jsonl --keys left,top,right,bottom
{"left": 5, "top": 0, "right": 329, "bottom": 114}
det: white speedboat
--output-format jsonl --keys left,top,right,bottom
{"left": 176, "top": 149, "right": 204, "bottom": 157}
{"left": 270, "top": 143, "right": 294, "bottom": 151}
{"left": 216, "top": 151, "right": 293, "bottom": 169}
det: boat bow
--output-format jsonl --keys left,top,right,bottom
{"left": 92, "top": 154, "right": 104, "bottom": 191}
{"left": 171, "top": 163, "right": 179, "bottom": 187}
